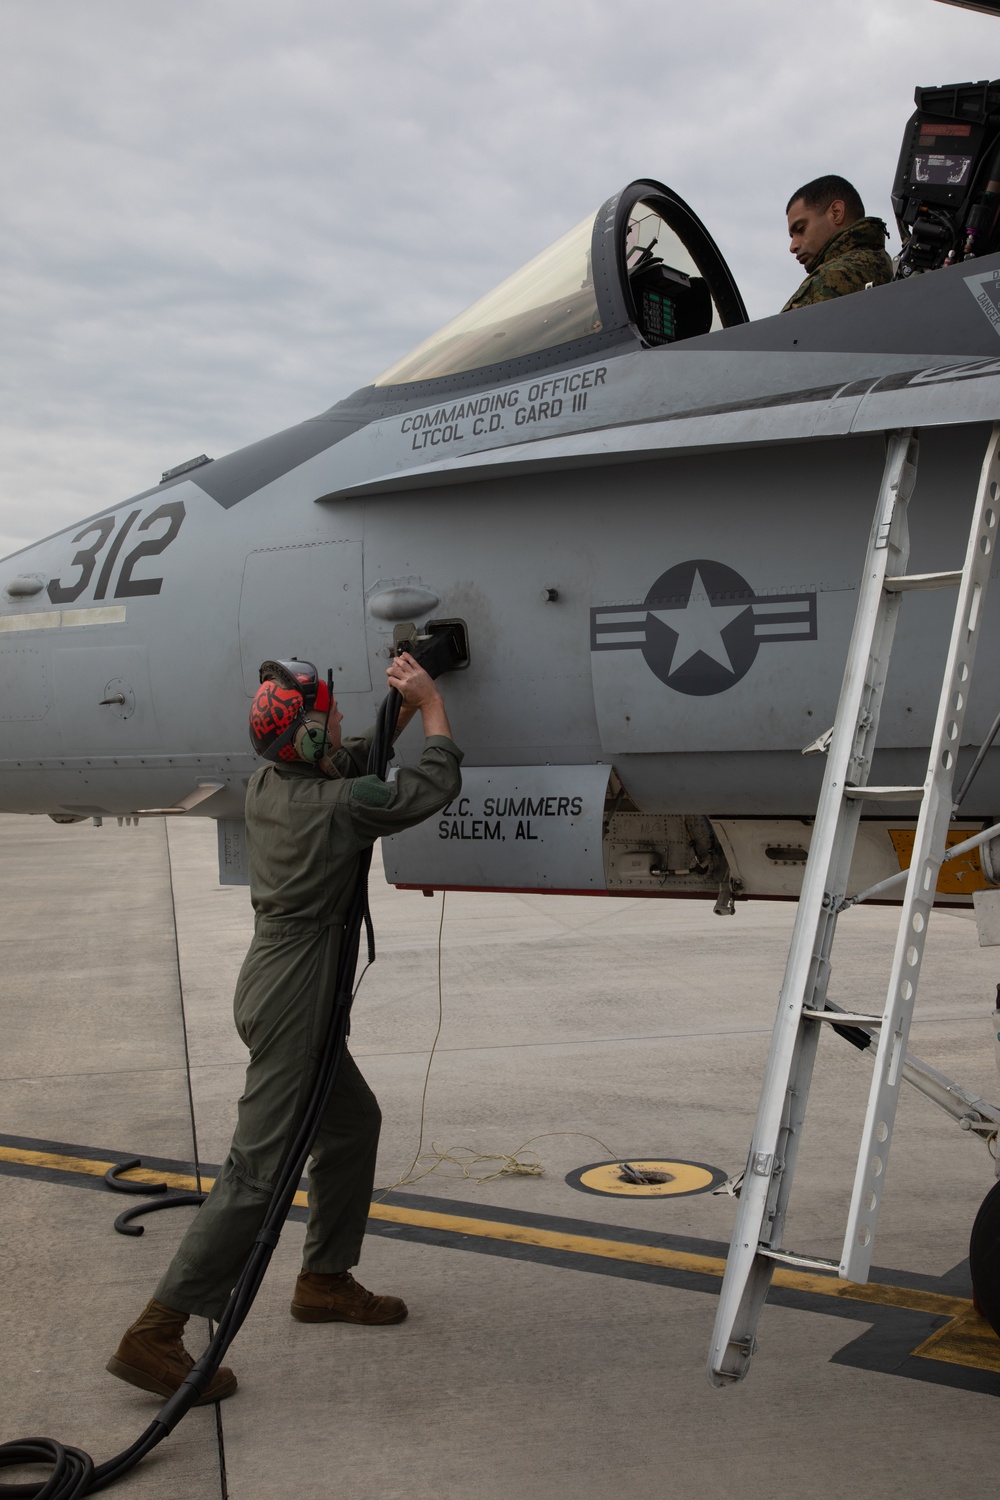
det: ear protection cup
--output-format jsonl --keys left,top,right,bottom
{"left": 297, "top": 724, "right": 331, "bottom": 763}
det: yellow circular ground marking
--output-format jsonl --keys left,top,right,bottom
{"left": 566, "top": 1158, "right": 727, "bottom": 1199}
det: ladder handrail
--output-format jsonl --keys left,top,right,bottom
{"left": 842, "top": 424, "right": 1000, "bottom": 1280}
{"left": 707, "top": 423, "right": 1000, "bottom": 1387}
{"left": 707, "top": 428, "right": 920, "bottom": 1386}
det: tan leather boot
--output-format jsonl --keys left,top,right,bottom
{"left": 106, "top": 1298, "right": 238, "bottom": 1404}
{"left": 290, "top": 1271, "right": 407, "bottom": 1325}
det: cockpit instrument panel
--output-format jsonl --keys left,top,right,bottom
{"left": 624, "top": 199, "right": 715, "bottom": 345}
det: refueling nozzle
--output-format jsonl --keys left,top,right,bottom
{"left": 393, "top": 618, "right": 470, "bottom": 679}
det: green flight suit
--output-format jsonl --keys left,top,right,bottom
{"left": 782, "top": 217, "right": 893, "bottom": 311}
{"left": 155, "top": 729, "right": 462, "bottom": 1320}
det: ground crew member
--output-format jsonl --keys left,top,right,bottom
{"left": 783, "top": 174, "right": 893, "bottom": 311}
{"left": 107, "top": 651, "right": 461, "bottom": 1404}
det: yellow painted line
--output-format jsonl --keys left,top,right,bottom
{"left": 0, "top": 1146, "right": 206, "bottom": 1191}
{"left": 0, "top": 1144, "right": 310, "bottom": 1206}
{"left": 369, "top": 1198, "right": 729, "bottom": 1271}
{"left": 0, "top": 1145, "right": 989, "bottom": 1342}
{"left": 770, "top": 1268, "right": 968, "bottom": 1319}
{"left": 366, "top": 1200, "right": 971, "bottom": 1320}
{"left": 912, "top": 1304, "right": 1000, "bottom": 1374}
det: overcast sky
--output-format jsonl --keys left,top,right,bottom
{"left": 1, "top": 0, "right": 998, "bottom": 558}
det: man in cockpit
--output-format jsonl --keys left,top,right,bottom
{"left": 782, "top": 175, "right": 893, "bottom": 311}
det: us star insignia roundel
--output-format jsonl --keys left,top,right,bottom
{"left": 590, "top": 559, "right": 817, "bottom": 696}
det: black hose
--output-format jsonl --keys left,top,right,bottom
{"left": 0, "top": 688, "right": 404, "bottom": 1498}
{"left": 103, "top": 1160, "right": 168, "bottom": 1196}
{"left": 0, "top": 1440, "right": 93, "bottom": 1499}
{"left": 112, "top": 1193, "right": 208, "bottom": 1238}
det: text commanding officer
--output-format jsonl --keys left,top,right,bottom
{"left": 783, "top": 174, "right": 893, "bottom": 311}
{"left": 107, "top": 651, "right": 462, "bottom": 1404}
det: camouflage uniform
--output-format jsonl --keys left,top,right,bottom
{"left": 154, "top": 726, "right": 462, "bottom": 1320}
{"left": 782, "top": 217, "right": 893, "bottom": 312}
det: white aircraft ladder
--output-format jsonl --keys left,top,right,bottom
{"left": 708, "top": 423, "right": 1000, "bottom": 1386}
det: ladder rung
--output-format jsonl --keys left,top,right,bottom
{"left": 884, "top": 570, "right": 962, "bottom": 592}
{"left": 844, "top": 785, "right": 924, "bottom": 801}
{"left": 759, "top": 1248, "right": 839, "bottom": 1272}
{"left": 802, "top": 1008, "right": 883, "bottom": 1026}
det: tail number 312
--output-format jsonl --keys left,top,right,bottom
{"left": 46, "top": 501, "right": 186, "bottom": 605}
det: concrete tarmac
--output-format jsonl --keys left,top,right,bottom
{"left": 1, "top": 811, "right": 999, "bottom": 1498}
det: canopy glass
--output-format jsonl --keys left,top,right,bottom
{"left": 374, "top": 213, "right": 601, "bottom": 387}
{"left": 373, "top": 187, "right": 738, "bottom": 387}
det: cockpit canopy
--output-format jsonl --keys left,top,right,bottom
{"left": 374, "top": 179, "right": 747, "bottom": 389}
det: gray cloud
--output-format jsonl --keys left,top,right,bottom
{"left": 1, "top": 0, "right": 998, "bottom": 555}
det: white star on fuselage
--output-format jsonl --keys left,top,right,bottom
{"left": 649, "top": 568, "right": 751, "bottom": 675}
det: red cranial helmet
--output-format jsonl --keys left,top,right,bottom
{"left": 250, "top": 657, "right": 322, "bottom": 759}
{"left": 249, "top": 678, "right": 306, "bottom": 761}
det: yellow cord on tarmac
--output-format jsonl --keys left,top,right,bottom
{"left": 375, "top": 891, "right": 624, "bottom": 1196}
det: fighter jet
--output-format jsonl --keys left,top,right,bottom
{"left": 4, "top": 25, "right": 1000, "bottom": 915}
